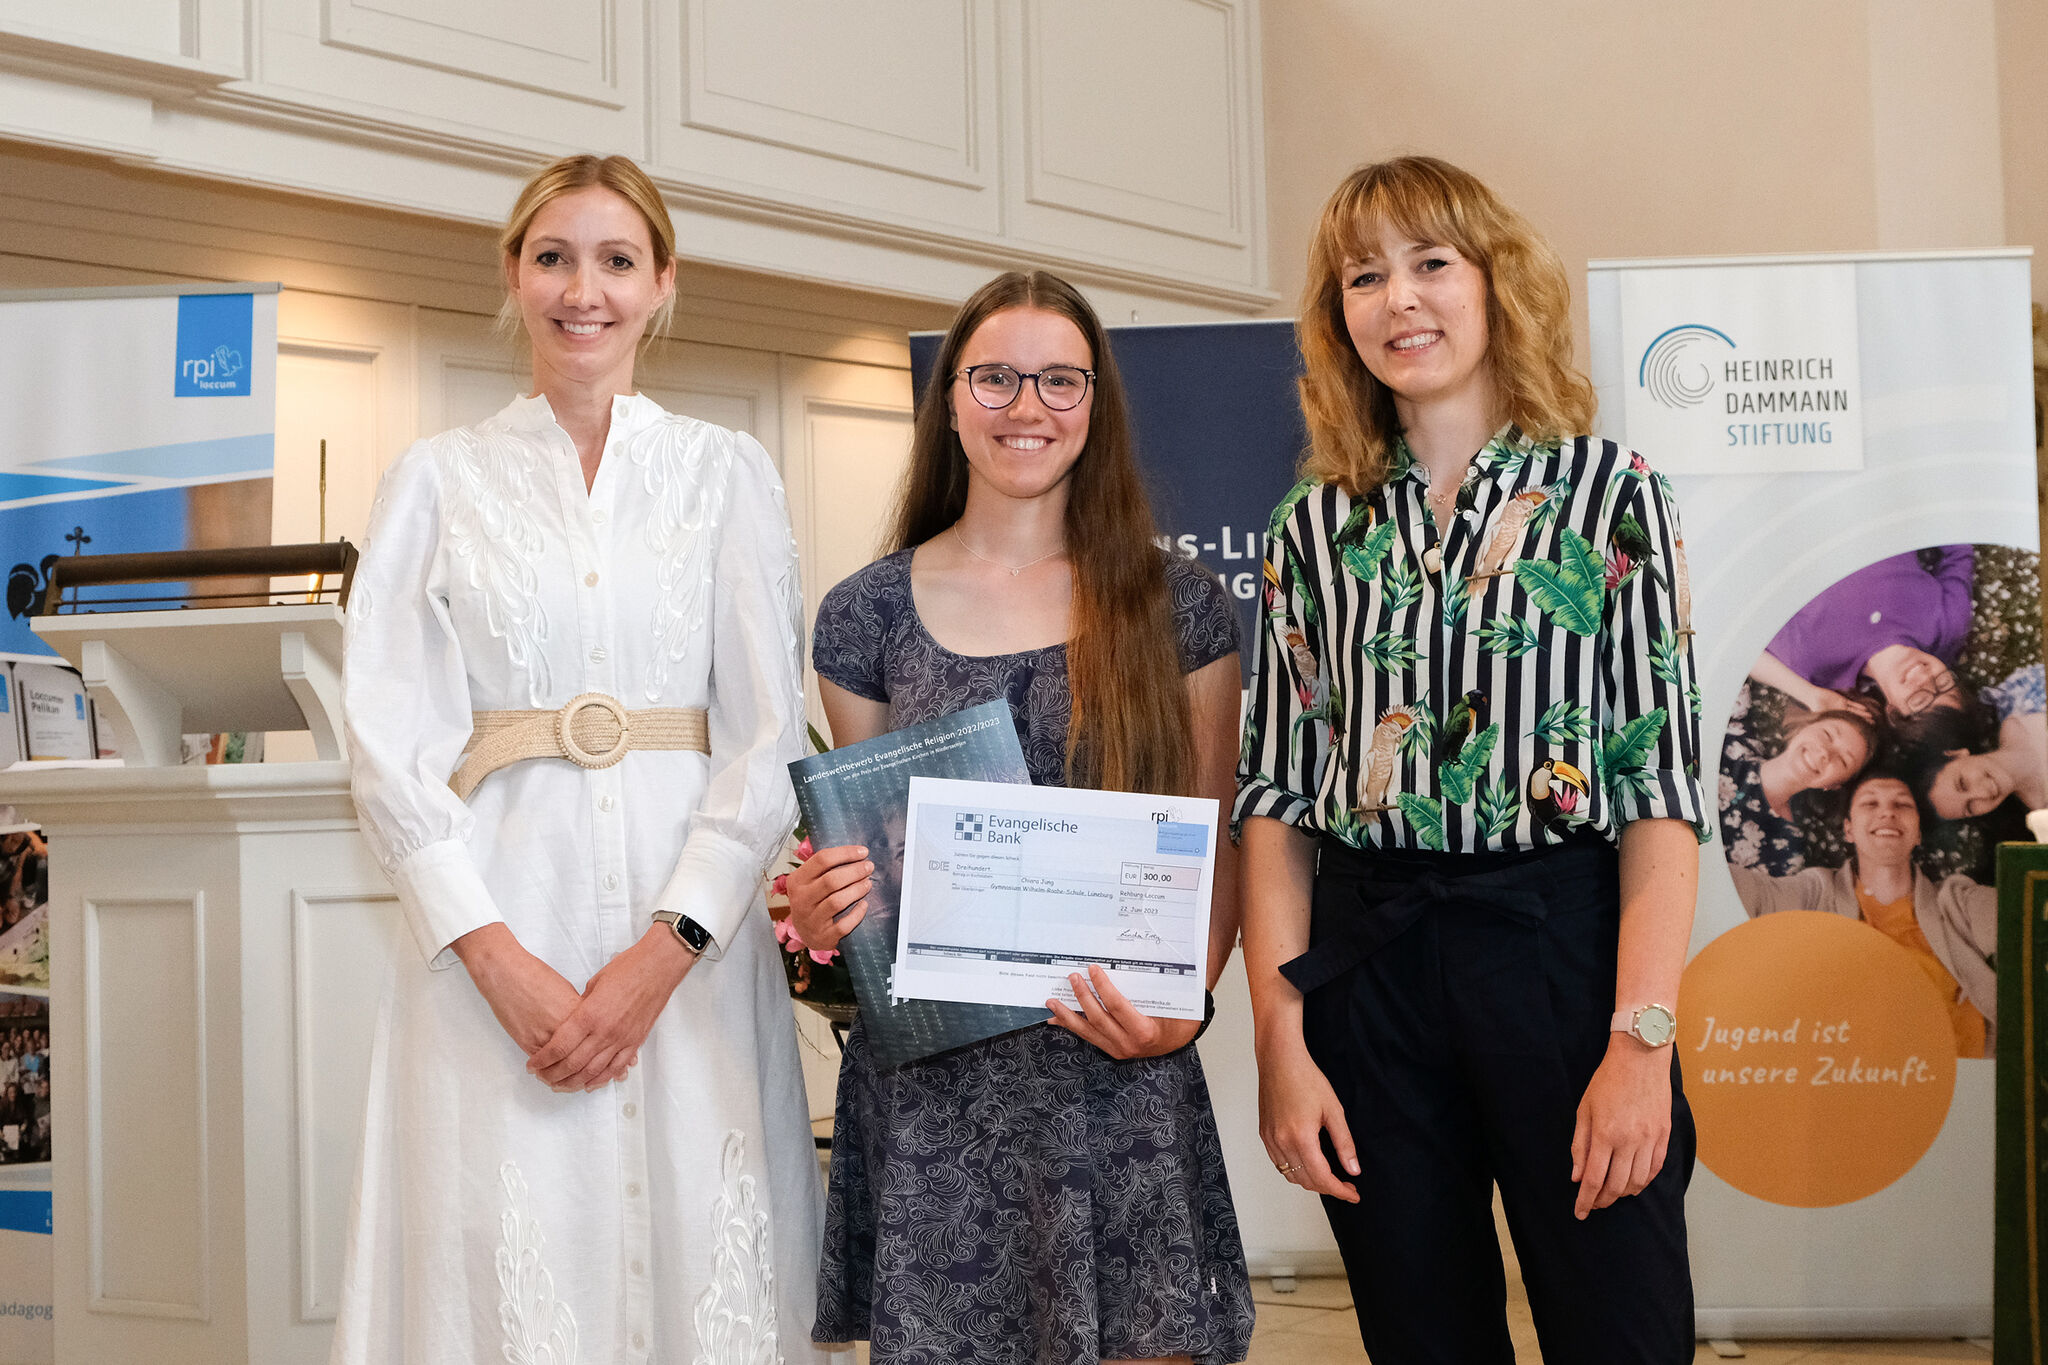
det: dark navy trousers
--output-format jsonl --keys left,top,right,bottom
{"left": 1290, "top": 837, "right": 1696, "bottom": 1364}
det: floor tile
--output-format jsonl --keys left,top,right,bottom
{"left": 1249, "top": 1302, "right": 1342, "bottom": 1336}
{"left": 1243, "top": 1330, "right": 1360, "bottom": 1365}
{"left": 1251, "top": 1275, "right": 1354, "bottom": 1310}
{"left": 1288, "top": 1308, "right": 1370, "bottom": 1340}
{"left": 1788, "top": 1344, "right": 2000, "bottom": 1363}
{"left": 1689, "top": 1343, "right": 1815, "bottom": 1365}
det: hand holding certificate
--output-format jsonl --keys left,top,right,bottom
{"left": 894, "top": 778, "right": 1217, "bottom": 1020}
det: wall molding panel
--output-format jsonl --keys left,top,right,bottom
{"left": 1019, "top": 0, "right": 1246, "bottom": 247}
{"left": 676, "top": 0, "right": 986, "bottom": 189}
{"left": 0, "top": 0, "right": 1274, "bottom": 317}
{"left": 320, "top": 0, "right": 624, "bottom": 108}
{"left": 83, "top": 892, "right": 211, "bottom": 1321}
{"left": 289, "top": 888, "right": 399, "bottom": 1323}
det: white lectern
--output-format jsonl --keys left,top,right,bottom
{"left": 0, "top": 603, "right": 397, "bottom": 1365}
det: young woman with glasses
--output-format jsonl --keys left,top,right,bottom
{"left": 1747, "top": 545, "right": 1977, "bottom": 722}
{"left": 1237, "top": 157, "right": 1708, "bottom": 1363}
{"left": 785, "top": 270, "right": 1255, "bottom": 1365}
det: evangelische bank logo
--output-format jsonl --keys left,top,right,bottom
{"left": 174, "top": 292, "right": 254, "bottom": 397}
{"left": 953, "top": 813, "right": 985, "bottom": 842}
{"left": 1637, "top": 320, "right": 1852, "bottom": 449}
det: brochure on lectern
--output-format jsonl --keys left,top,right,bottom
{"left": 787, "top": 701, "right": 1047, "bottom": 1069}
{"left": 894, "top": 779, "right": 1217, "bottom": 1020}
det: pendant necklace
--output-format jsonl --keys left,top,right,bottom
{"left": 954, "top": 524, "right": 1064, "bottom": 577}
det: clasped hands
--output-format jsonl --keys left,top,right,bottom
{"left": 786, "top": 843, "right": 1199, "bottom": 1061}
{"left": 453, "top": 921, "right": 698, "bottom": 1093}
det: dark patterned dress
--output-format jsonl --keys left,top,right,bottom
{"left": 809, "top": 547, "right": 1255, "bottom": 1365}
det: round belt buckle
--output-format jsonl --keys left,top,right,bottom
{"left": 557, "top": 692, "right": 631, "bottom": 769}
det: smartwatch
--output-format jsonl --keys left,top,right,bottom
{"left": 651, "top": 909, "right": 712, "bottom": 957}
{"left": 1611, "top": 1003, "right": 1677, "bottom": 1048}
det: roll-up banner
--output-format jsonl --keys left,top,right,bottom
{"left": 1588, "top": 249, "right": 2033, "bottom": 1338}
{"left": 2, "top": 283, "right": 279, "bottom": 658}
{"left": 0, "top": 281, "right": 277, "bottom": 1365}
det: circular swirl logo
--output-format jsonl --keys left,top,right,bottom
{"left": 1638, "top": 323, "right": 1736, "bottom": 410}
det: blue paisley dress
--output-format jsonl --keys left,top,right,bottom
{"left": 809, "top": 547, "right": 1255, "bottom": 1365}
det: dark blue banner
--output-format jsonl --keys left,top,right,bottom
{"left": 911, "top": 319, "right": 1306, "bottom": 681}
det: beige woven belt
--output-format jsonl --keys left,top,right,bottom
{"left": 449, "top": 691, "right": 709, "bottom": 800}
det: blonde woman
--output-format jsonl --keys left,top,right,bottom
{"left": 336, "top": 154, "right": 824, "bottom": 1364}
{"left": 1238, "top": 157, "right": 1706, "bottom": 1362}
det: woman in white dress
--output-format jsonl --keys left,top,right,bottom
{"left": 335, "top": 153, "right": 826, "bottom": 1365}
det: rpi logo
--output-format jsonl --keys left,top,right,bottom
{"left": 174, "top": 292, "right": 254, "bottom": 398}
{"left": 181, "top": 345, "right": 244, "bottom": 387}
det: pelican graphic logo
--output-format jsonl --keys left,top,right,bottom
{"left": 1638, "top": 324, "right": 1736, "bottom": 410}
{"left": 953, "top": 813, "right": 985, "bottom": 842}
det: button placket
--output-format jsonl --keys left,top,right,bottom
{"left": 567, "top": 446, "right": 631, "bottom": 952}
{"left": 559, "top": 428, "right": 615, "bottom": 699}
{"left": 617, "top": 1063, "right": 653, "bottom": 1358}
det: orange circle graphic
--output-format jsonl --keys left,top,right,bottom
{"left": 1678, "top": 911, "right": 1957, "bottom": 1207}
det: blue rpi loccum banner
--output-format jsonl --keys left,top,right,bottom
{"left": 1, "top": 285, "right": 276, "bottom": 658}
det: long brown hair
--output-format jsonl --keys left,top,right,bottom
{"left": 1297, "top": 155, "right": 1595, "bottom": 495}
{"left": 887, "top": 271, "right": 1194, "bottom": 796}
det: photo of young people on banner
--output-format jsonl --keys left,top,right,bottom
{"left": 0, "top": 993, "right": 47, "bottom": 1167}
{"left": 0, "top": 820, "right": 45, "bottom": 993}
{"left": 1717, "top": 543, "right": 2032, "bottom": 1059}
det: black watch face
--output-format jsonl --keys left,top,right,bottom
{"left": 676, "top": 916, "right": 711, "bottom": 953}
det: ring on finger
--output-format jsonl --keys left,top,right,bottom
{"left": 1275, "top": 1161, "right": 1297, "bottom": 1175}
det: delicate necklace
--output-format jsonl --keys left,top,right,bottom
{"left": 953, "top": 524, "right": 1064, "bottom": 577}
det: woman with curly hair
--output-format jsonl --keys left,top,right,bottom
{"left": 1238, "top": 156, "right": 1706, "bottom": 1363}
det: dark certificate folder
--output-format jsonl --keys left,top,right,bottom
{"left": 789, "top": 700, "right": 1050, "bottom": 1068}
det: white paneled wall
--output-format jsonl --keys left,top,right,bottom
{"left": 0, "top": 0, "right": 1270, "bottom": 319}
{"left": 657, "top": 0, "right": 999, "bottom": 231}
{"left": 83, "top": 893, "right": 210, "bottom": 1320}
{"left": 285, "top": 888, "right": 402, "bottom": 1324}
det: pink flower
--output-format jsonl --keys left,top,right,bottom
{"left": 770, "top": 872, "right": 790, "bottom": 897}
{"left": 795, "top": 836, "right": 815, "bottom": 861}
{"left": 775, "top": 912, "right": 841, "bottom": 965}
{"left": 1605, "top": 551, "right": 1633, "bottom": 592}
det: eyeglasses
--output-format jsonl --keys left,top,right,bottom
{"left": 958, "top": 363, "right": 1095, "bottom": 411}
{"left": 1898, "top": 672, "right": 1959, "bottom": 716}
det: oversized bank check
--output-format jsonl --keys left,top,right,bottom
{"left": 893, "top": 776, "right": 1217, "bottom": 1020}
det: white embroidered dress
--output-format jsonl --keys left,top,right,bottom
{"left": 334, "top": 393, "right": 825, "bottom": 1365}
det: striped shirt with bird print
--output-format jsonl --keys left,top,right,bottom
{"left": 1235, "top": 427, "right": 1710, "bottom": 854}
